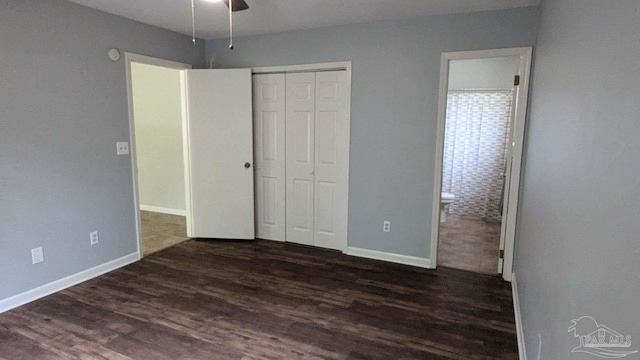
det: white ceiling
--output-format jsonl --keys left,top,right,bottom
{"left": 67, "top": 0, "right": 540, "bottom": 40}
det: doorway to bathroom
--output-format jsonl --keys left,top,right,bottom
{"left": 430, "top": 48, "right": 532, "bottom": 281}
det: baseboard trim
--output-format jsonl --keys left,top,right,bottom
{"left": 140, "top": 205, "right": 186, "bottom": 217}
{"left": 0, "top": 252, "right": 140, "bottom": 314}
{"left": 512, "top": 273, "right": 527, "bottom": 360}
{"left": 345, "top": 247, "right": 431, "bottom": 268}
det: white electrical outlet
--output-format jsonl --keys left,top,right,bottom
{"left": 116, "top": 142, "right": 129, "bottom": 155}
{"left": 90, "top": 231, "right": 99, "bottom": 245}
{"left": 31, "top": 247, "right": 44, "bottom": 264}
{"left": 383, "top": 221, "right": 391, "bottom": 232}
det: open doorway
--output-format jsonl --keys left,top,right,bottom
{"left": 125, "top": 54, "right": 192, "bottom": 257}
{"left": 430, "top": 48, "right": 532, "bottom": 280}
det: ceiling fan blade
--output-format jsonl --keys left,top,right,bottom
{"left": 223, "top": 0, "right": 249, "bottom": 12}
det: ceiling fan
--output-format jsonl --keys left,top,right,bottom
{"left": 223, "top": 0, "right": 249, "bottom": 49}
{"left": 223, "top": 0, "right": 249, "bottom": 12}
{"left": 191, "top": 0, "right": 249, "bottom": 49}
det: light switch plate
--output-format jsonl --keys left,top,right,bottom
{"left": 116, "top": 142, "right": 129, "bottom": 155}
{"left": 32, "top": 247, "right": 44, "bottom": 264}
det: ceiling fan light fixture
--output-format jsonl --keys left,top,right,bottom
{"left": 223, "top": 0, "right": 249, "bottom": 12}
{"left": 190, "top": 0, "right": 248, "bottom": 49}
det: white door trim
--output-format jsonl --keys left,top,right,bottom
{"left": 429, "top": 47, "right": 532, "bottom": 281}
{"left": 125, "top": 52, "right": 192, "bottom": 259}
{"left": 252, "top": 61, "right": 351, "bottom": 74}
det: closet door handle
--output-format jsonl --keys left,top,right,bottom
{"left": 245, "top": 162, "right": 251, "bottom": 169}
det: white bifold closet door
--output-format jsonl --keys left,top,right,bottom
{"left": 286, "top": 73, "right": 317, "bottom": 246}
{"left": 286, "top": 71, "right": 350, "bottom": 251}
{"left": 253, "top": 74, "right": 286, "bottom": 241}
{"left": 254, "top": 70, "right": 349, "bottom": 251}
{"left": 313, "top": 71, "right": 349, "bottom": 250}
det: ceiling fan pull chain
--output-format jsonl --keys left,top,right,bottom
{"left": 191, "top": 0, "right": 196, "bottom": 44}
{"left": 228, "top": 2, "right": 234, "bottom": 49}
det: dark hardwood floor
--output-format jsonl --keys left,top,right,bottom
{"left": 0, "top": 240, "right": 518, "bottom": 359}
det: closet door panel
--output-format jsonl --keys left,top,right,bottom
{"left": 292, "top": 179, "right": 313, "bottom": 231}
{"left": 316, "top": 181, "right": 336, "bottom": 234}
{"left": 317, "top": 112, "right": 337, "bottom": 165}
{"left": 293, "top": 112, "right": 313, "bottom": 164}
{"left": 253, "top": 74, "right": 286, "bottom": 241}
{"left": 286, "top": 73, "right": 316, "bottom": 246}
{"left": 314, "top": 71, "right": 349, "bottom": 251}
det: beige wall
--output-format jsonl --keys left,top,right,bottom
{"left": 448, "top": 58, "right": 516, "bottom": 90}
{"left": 132, "top": 63, "right": 185, "bottom": 212}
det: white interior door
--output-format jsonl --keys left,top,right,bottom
{"left": 313, "top": 71, "right": 349, "bottom": 251}
{"left": 497, "top": 156, "right": 513, "bottom": 273}
{"left": 498, "top": 58, "right": 521, "bottom": 274}
{"left": 182, "top": 69, "right": 254, "bottom": 239}
{"left": 285, "top": 73, "right": 316, "bottom": 246}
{"left": 253, "top": 74, "right": 286, "bottom": 241}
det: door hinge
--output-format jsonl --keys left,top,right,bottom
{"left": 514, "top": 75, "right": 520, "bottom": 86}
{"left": 499, "top": 249, "right": 505, "bottom": 259}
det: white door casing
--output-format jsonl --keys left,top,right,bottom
{"left": 430, "top": 48, "right": 532, "bottom": 282}
{"left": 182, "top": 69, "right": 255, "bottom": 239}
{"left": 285, "top": 72, "right": 316, "bottom": 246}
{"left": 497, "top": 58, "right": 521, "bottom": 274}
{"left": 125, "top": 52, "right": 192, "bottom": 259}
{"left": 253, "top": 74, "right": 286, "bottom": 241}
{"left": 313, "top": 71, "right": 350, "bottom": 251}
{"left": 500, "top": 51, "right": 532, "bottom": 281}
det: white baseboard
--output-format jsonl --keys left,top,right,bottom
{"left": 0, "top": 252, "right": 140, "bottom": 314}
{"left": 140, "top": 205, "right": 186, "bottom": 216}
{"left": 345, "top": 247, "right": 431, "bottom": 268}
{"left": 512, "top": 273, "right": 527, "bottom": 360}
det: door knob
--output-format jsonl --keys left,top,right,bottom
{"left": 245, "top": 162, "right": 251, "bottom": 168}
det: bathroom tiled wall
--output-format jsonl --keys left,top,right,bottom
{"left": 442, "top": 90, "right": 513, "bottom": 220}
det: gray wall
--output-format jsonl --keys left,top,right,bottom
{"left": 207, "top": 7, "right": 539, "bottom": 258}
{"left": 515, "top": 0, "right": 640, "bottom": 358}
{"left": 0, "top": 0, "right": 204, "bottom": 301}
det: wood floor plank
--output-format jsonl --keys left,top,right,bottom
{"left": 0, "top": 240, "right": 518, "bottom": 359}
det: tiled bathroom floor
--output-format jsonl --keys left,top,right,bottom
{"left": 141, "top": 211, "right": 190, "bottom": 256}
{"left": 437, "top": 215, "right": 502, "bottom": 274}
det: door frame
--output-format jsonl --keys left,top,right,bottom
{"left": 251, "top": 61, "right": 352, "bottom": 252}
{"left": 252, "top": 61, "right": 351, "bottom": 75}
{"left": 429, "top": 47, "right": 532, "bottom": 281}
{"left": 125, "top": 53, "right": 192, "bottom": 259}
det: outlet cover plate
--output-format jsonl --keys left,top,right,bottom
{"left": 90, "top": 231, "right": 99, "bottom": 245}
{"left": 116, "top": 142, "right": 129, "bottom": 155}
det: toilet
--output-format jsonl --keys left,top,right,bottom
{"left": 440, "top": 192, "right": 456, "bottom": 222}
